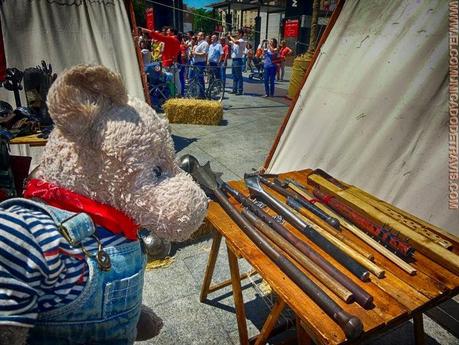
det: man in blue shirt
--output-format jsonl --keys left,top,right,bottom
{"left": 207, "top": 34, "right": 223, "bottom": 81}
{"left": 227, "top": 29, "right": 246, "bottom": 95}
{"left": 191, "top": 32, "right": 209, "bottom": 98}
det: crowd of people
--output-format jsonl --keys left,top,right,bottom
{"left": 138, "top": 26, "right": 293, "bottom": 98}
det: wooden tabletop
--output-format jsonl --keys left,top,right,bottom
{"left": 205, "top": 169, "right": 459, "bottom": 345}
{"left": 10, "top": 133, "right": 47, "bottom": 146}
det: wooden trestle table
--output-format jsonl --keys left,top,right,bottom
{"left": 199, "top": 169, "right": 459, "bottom": 345}
{"left": 10, "top": 133, "right": 47, "bottom": 146}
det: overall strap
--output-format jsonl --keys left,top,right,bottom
{"left": 0, "top": 197, "right": 95, "bottom": 245}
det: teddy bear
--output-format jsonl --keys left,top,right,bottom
{"left": 0, "top": 65, "right": 208, "bottom": 345}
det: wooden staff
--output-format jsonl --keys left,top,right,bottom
{"left": 313, "top": 188, "right": 414, "bottom": 258}
{"left": 313, "top": 169, "right": 454, "bottom": 249}
{"left": 267, "top": 177, "right": 374, "bottom": 260}
{"left": 217, "top": 187, "right": 364, "bottom": 338}
{"left": 242, "top": 208, "right": 354, "bottom": 303}
{"left": 287, "top": 198, "right": 385, "bottom": 279}
{"left": 222, "top": 182, "right": 374, "bottom": 309}
{"left": 260, "top": 175, "right": 340, "bottom": 229}
{"left": 309, "top": 174, "right": 459, "bottom": 276}
{"left": 181, "top": 154, "right": 364, "bottom": 339}
{"left": 346, "top": 187, "right": 453, "bottom": 249}
{"left": 284, "top": 180, "right": 416, "bottom": 275}
{"left": 282, "top": 182, "right": 374, "bottom": 260}
{"left": 245, "top": 174, "right": 371, "bottom": 282}
{"left": 347, "top": 185, "right": 459, "bottom": 246}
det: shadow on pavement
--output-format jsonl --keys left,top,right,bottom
{"left": 172, "top": 135, "right": 198, "bottom": 153}
{"left": 425, "top": 299, "right": 459, "bottom": 339}
{"left": 224, "top": 104, "right": 288, "bottom": 110}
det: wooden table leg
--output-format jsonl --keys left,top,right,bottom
{"left": 254, "top": 298, "right": 286, "bottom": 345}
{"left": 200, "top": 232, "right": 222, "bottom": 302}
{"left": 413, "top": 313, "right": 426, "bottom": 345}
{"left": 227, "top": 245, "right": 250, "bottom": 345}
{"left": 296, "top": 318, "right": 312, "bottom": 345}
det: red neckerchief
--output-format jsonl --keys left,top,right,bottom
{"left": 23, "top": 179, "right": 139, "bottom": 240}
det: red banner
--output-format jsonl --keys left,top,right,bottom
{"left": 284, "top": 19, "right": 299, "bottom": 38}
{"left": 146, "top": 8, "right": 155, "bottom": 31}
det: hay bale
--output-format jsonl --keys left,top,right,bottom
{"left": 164, "top": 98, "right": 223, "bottom": 125}
{"left": 146, "top": 256, "right": 175, "bottom": 270}
{"left": 287, "top": 52, "right": 313, "bottom": 99}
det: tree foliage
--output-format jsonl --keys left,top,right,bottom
{"left": 192, "top": 8, "right": 217, "bottom": 33}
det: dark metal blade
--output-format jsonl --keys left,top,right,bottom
{"left": 179, "top": 154, "right": 222, "bottom": 196}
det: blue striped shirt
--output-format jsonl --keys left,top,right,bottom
{"left": 0, "top": 204, "right": 130, "bottom": 327}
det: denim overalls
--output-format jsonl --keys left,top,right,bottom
{"left": 0, "top": 198, "right": 146, "bottom": 345}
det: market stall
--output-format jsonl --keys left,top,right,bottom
{"left": 188, "top": 0, "right": 458, "bottom": 344}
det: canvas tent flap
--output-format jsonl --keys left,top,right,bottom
{"left": 0, "top": 0, "right": 144, "bottom": 104}
{"left": 267, "top": 0, "right": 458, "bottom": 235}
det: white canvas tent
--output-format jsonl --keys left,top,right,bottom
{"left": 0, "top": 0, "right": 145, "bottom": 165}
{"left": 0, "top": 0, "right": 144, "bottom": 104}
{"left": 265, "top": 0, "right": 458, "bottom": 236}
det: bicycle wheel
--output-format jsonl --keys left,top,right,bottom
{"left": 207, "top": 79, "right": 224, "bottom": 102}
{"left": 186, "top": 81, "right": 201, "bottom": 99}
{"left": 156, "top": 86, "right": 170, "bottom": 110}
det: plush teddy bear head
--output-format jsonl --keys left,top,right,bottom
{"left": 36, "top": 64, "right": 208, "bottom": 241}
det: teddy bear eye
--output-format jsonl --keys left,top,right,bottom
{"left": 153, "top": 166, "right": 162, "bottom": 178}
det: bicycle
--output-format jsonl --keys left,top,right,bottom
{"left": 145, "top": 62, "right": 171, "bottom": 112}
{"left": 185, "top": 64, "right": 224, "bottom": 102}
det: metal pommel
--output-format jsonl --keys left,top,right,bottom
{"left": 179, "top": 154, "right": 199, "bottom": 174}
{"left": 335, "top": 311, "right": 364, "bottom": 340}
{"left": 179, "top": 154, "right": 222, "bottom": 196}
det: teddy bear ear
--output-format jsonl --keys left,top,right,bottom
{"left": 47, "top": 64, "right": 128, "bottom": 137}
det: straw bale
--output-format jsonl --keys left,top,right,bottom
{"left": 163, "top": 98, "right": 223, "bottom": 125}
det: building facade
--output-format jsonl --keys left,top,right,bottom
{"left": 209, "top": 0, "right": 338, "bottom": 54}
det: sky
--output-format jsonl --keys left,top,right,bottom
{"left": 184, "top": 0, "right": 214, "bottom": 9}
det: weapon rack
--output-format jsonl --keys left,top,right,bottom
{"left": 200, "top": 169, "right": 459, "bottom": 345}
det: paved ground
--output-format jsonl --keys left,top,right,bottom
{"left": 137, "top": 69, "right": 459, "bottom": 345}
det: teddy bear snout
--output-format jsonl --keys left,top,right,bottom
{"left": 128, "top": 171, "right": 208, "bottom": 242}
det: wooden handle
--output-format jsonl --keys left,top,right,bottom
{"left": 347, "top": 187, "right": 453, "bottom": 249}
{"left": 214, "top": 189, "right": 363, "bottom": 339}
{"left": 287, "top": 183, "right": 374, "bottom": 260}
{"left": 243, "top": 209, "right": 354, "bottom": 303}
{"left": 288, "top": 199, "right": 385, "bottom": 279}
{"left": 289, "top": 182, "right": 417, "bottom": 275}
{"left": 309, "top": 174, "right": 459, "bottom": 276}
{"left": 319, "top": 171, "right": 459, "bottom": 246}
{"left": 223, "top": 182, "right": 373, "bottom": 308}
{"left": 251, "top": 178, "right": 371, "bottom": 282}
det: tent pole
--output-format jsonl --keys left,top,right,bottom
{"left": 265, "top": 6, "right": 269, "bottom": 39}
{"left": 262, "top": 0, "right": 345, "bottom": 171}
{"left": 124, "top": 0, "right": 151, "bottom": 105}
{"left": 0, "top": 18, "right": 6, "bottom": 82}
